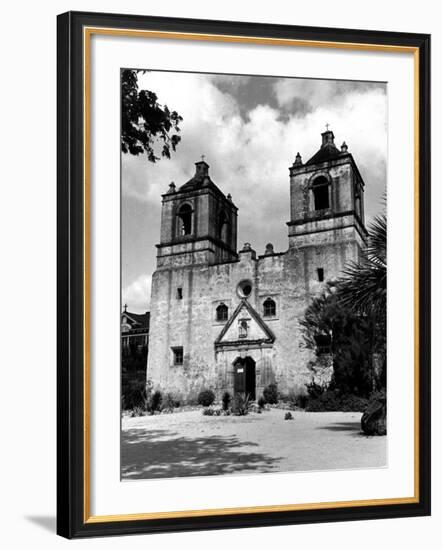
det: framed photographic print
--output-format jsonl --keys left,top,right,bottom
{"left": 57, "top": 11, "right": 431, "bottom": 538}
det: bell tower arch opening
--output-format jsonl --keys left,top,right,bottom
{"left": 311, "top": 175, "right": 330, "bottom": 210}
{"left": 287, "top": 127, "right": 368, "bottom": 279}
{"left": 289, "top": 128, "right": 367, "bottom": 227}
{"left": 176, "top": 203, "right": 193, "bottom": 236}
{"left": 156, "top": 159, "right": 238, "bottom": 268}
{"left": 218, "top": 210, "right": 229, "bottom": 242}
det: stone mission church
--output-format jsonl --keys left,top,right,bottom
{"left": 146, "top": 129, "right": 368, "bottom": 401}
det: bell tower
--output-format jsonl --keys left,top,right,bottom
{"left": 287, "top": 128, "right": 368, "bottom": 282}
{"left": 156, "top": 159, "right": 238, "bottom": 269}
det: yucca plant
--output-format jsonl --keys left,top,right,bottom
{"left": 232, "top": 393, "right": 250, "bottom": 416}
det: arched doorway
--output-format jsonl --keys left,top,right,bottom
{"left": 233, "top": 356, "right": 256, "bottom": 400}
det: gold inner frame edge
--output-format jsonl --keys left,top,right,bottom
{"left": 82, "top": 26, "right": 420, "bottom": 524}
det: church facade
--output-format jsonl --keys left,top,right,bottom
{"left": 146, "top": 129, "right": 368, "bottom": 401}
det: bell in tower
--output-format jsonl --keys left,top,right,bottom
{"left": 287, "top": 127, "right": 368, "bottom": 280}
{"left": 156, "top": 158, "right": 238, "bottom": 269}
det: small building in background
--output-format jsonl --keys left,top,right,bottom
{"left": 121, "top": 306, "right": 150, "bottom": 353}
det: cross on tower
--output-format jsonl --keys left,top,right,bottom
{"left": 325, "top": 123, "right": 330, "bottom": 131}
{"left": 123, "top": 303, "right": 127, "bottom": 312}
{"left": 201, "top": 154, "right": 206, "bottom": 162}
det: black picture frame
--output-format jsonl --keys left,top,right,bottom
{"left": 57, "top": 10, "right": 431, "bottom": 539}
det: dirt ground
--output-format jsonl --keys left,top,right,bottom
{"left": 121, "top": 408, "right": 387, "bottom": 480}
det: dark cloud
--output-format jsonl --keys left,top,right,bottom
{"left": 211, "top": 74, "right": 280, "bottom": 121}
{"left": 122, "top": 70, "right": 387, "bottom": 312}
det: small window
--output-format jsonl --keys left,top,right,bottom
{"left": 238, "top": 319, "right": 248, "bottom": 339}
{"left": 176, "top": 287, "right": 183, "bottom": 300}
{"left": 177, "top": 204, "right": 192, "bottom": 236}
{"left": 216, "top": 303, "right": 228, "bottom": 322}
{"left": 317, "top": 268, "right": 324, "bottom": 282}
{"left": 172, "top": 347, "right": 183, "bottom": 365}
{"left": 312, "top": 176, "right": 330, "bottom": 210}
{"left": 237, "top": 279, "right": 252, "bottom": 298}
{"left": 355, "top": 194, "right": 362, "bottom": 219}
{"left": 314, "top": 334, "right": 331, "bottom": 355}
{"left": 219, "top": 210, "right": 229, "bottom": 242}
{"left": 263, "top": 298, "right": 276, "bottom": 317}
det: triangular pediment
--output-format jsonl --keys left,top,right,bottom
{"left": 215, "top": 299, "right": 275, "bottom": 346}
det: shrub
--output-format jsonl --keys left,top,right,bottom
{"left": 284, "top": 389, "right": 308, "bottom": 410}
{"left": 197, "top": 389, "right": 216, "bottom": 407}
{"left": 162, "top": 392, "right": 181, "bottom": 411}
{"left": 284, "top": 412, "right": 293, "bottom": 420}
{"left": 340, "top": 394, "right": 369, "bottom": 412}
{"left": 305, "top": 380, "right": 326, "bottom": 399}
{"left": 150, "top": 390, "right": 163, "bottom": 413}
{"left": 202, "top": 407, "right": 223, "bottom": 416}
{"left": 184, "top": 390, "right": 199, "bottom": 406}
{"left": 305, "top": 390, "right": 340, "bottom": 412}
{"left": 130, "top": 405, "right": 145, "bottom": 417}
{"left": 232, "top": 393, "right": 250, "bottom": 416}
{"left": 121, "top": 370, "right": 146, "bottom": 410}
{"left": 222, "top": 391, "right": 231, "bottom": 411}
{"left": 306, "top": 390, "right": 369, "bottom": 412}
{"left": 298, "top": 394, "right": 308, "bottom": 409}
{"left": 121, "top": 346, "right": 148, "bottom": 410}
{"left": 370, "top": 388, "right": 386, "bottom": 402}
{"left": 174, "top": 393, "right": 183, "bottom": 407}
{"left": 257, "top": 396, "right": 266, "bottom": 409}
{"left": 293, "top": 392, "right": 308, "bottom": 409}
{"left": 300, "top": 284, "right": 383, "bottom": 398}
{"left": 263, "top": 383, "right": 278, "bottom": 405}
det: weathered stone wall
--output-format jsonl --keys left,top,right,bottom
{"left": 290, "top": 159, "right": 360, "bottom": 222}
{"left": 147, "top": 146, "right": 367, "bottom": 402}
{"left": 146, "top": 244, "right": 337, "bottom": 400}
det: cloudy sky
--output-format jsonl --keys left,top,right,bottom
{"left": 122, "top": 70, "right": 387, "bottom": 313}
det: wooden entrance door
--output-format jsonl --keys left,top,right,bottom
{"left": 233, "top": 357, "right": 256, "bottom": 400}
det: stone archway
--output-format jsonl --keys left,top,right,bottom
{"left": 233, "top": 356, "right": 256, "bottom": 400}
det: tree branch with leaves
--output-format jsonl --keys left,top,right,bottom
{"left": 121, "top": 69, "right": 183, "bottom": 162}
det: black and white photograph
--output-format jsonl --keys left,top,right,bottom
{"left": 120, "top": 69, "right": 388, "bottom": 480}
{"left": 0, "top": 0, "right": 435, "bottom": 544}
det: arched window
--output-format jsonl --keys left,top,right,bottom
{"left": 314, "top": 334, "right": 332, "bottom": 355}
{"left": 216, "top": 303, "right": 228, "bottom": 322}
{"left": 355, "top": 193, "right": 362, "bottom": 219}
{"left": 263, "top": 298, "right": 276, "bottom": 317}
{"left": 177, "top": 203, "right": 192, "bottom": 236}
{"left": 312, "top": 176, "right": 330, "bottom": 210}
{"left": 218, "top": 210, "right": 229, "bottom": 242}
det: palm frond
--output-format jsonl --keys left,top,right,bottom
{"left": 337, "top": 211, "right": 386, "bottom": 318}
{"left": 339, "top": 258, "right": 386, "bottom": 318}
{"left": 366, "top": 213, "right": 386, "bottom": 266}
